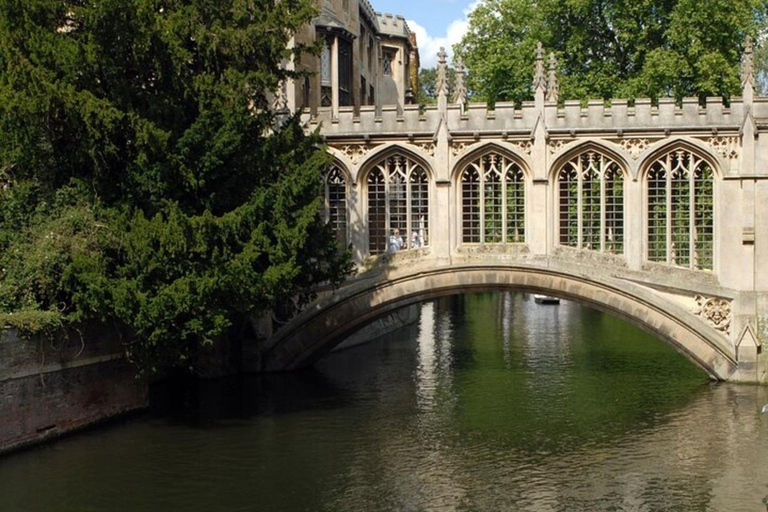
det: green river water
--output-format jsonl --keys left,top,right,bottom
{"left": 1, "top": 293, "right": 767, "bottom": 512}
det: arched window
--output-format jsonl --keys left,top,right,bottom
{"left": 460, "top": 153, "right": 526, "bottom": 244}
{"left": 367, "top": 154, "right": 430, "bottom": 255}
{"left": 646, "top": 149, "right": 714, "bottom": 270}
{"left": 557, "top": 151, "right": 624, "bottom": 254}
{"left": 324, "top": 165, "right": 348, "bottom": 246}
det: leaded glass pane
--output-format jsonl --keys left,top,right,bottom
{"left": 483, "top": 156, "right": 503, "bottom": 243}
{"left": 670, "top": 152, "right": 691, "bottom": 267}
{"left": 368, "top": 168, "right": 387, "bottom": 255}
{"left": 326, "top": 166, "right": 347, "bottom": 247}
{"left": 694, "top": 163, "right": 714, "bottom": 271}
{"left": 505, "top": 164, "right": 525, "bottom": 243}
{"left": 559, "top": 165, "right": 579, "bottom": 247}
{"left": 462, "top": 166, "right": 481, "bottom": 243}
{"left": 410, "top": 167, "right": 429, "bottom": 248}
{"left": 604, "top": 162, "right": 624, "bottom": 254}
{"left": 647, "top": 164, "right": 667, "bottom": 263}
{"left": 581, "top": 154, "right": 601, "bottom": 251}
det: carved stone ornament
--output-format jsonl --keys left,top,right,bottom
{"left": 510, "top": 140, "right": 533, "bottom": 156}
{"left": 451, "top": 142, "right": 468, "bottom": 157}
{"left": 339, "top": 144, "right": 374, "bottom": 164}
{"left": 548, "top": 139, "right": 572, "bottom": 155}
{"left": 418, "top": 142, "right": 436, "bottom": 157}
{"left": 618, "top": 138, "right": 650, "bottom": 160}
{"left": 707, "top": 136, "right": 740, "bottom": 159}
{"left": 693, "top": 295, "right": 732, "bottom": 336}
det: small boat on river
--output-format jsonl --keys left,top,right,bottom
{"left": 533, "top": 294, "right": 560, "bottom": 305}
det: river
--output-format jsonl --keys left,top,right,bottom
{"left": 1, "top": 293, "right": 767, "bottom": 512}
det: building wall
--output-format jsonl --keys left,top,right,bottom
{"left": 287, "top": 0, "right": 418, "bottom": 115}
{"left": 0, "top": 329, "right": 149, "bottom": 455}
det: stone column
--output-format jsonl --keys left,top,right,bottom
{"left": 529, "top": 43, "right": 549, "bottom": 256}
{"left": 433, "top": 48, "right": 452, "bottom": 261}
{"left": 625, "top": 178, "right": 643, "bottom": 271}
{"left": 348, "top": 178, "right": 366, "bottom": 266}
{"left": 331, "top": 35, "right": 339, "bottom": 118}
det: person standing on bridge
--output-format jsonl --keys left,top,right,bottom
{"left": 388, "top": 228, "right": 404, "bottom": 253}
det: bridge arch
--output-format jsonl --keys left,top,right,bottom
{"left": 261, "top": 265, "right": 737, "bottom": 380}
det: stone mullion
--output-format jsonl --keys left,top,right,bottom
{"left": 479, "top": 164, "right": 486, "bottom": 245}
{"left": 501, "top": 162, "right": 508, "bottom": 244}
{"left": 665, "top": 156, "right": 673, "bottom": 266}
{"left": 577, "top": 158, "right": 584, "bottom": 250}
{"left": 383, "top": 166, "right": 391, "bottom": 241}
{"left": 406, "top": 164, "right": 413, "bottom": 250}
{"left": 600, "top": 157, "right": 606, "bottom": 253}
{"left": 688, "top": 157, "right": 697, "bottom": 270}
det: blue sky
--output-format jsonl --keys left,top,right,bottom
{"left": 370, "top": 0, "right": 481, "bottom": 68}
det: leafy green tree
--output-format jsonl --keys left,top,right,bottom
{"left": 0, "top": 0, "right": 351, "bottom": 373}
{"left": 456, "top": 0, "right": 765, "bottom": 105}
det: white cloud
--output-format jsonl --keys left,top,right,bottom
{"left": 408, "top": 0, "right": 481, "bottom": 68}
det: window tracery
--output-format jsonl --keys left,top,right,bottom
{"left": 367, "top": 154, "right": 430, "bottom": 255}
{"left": 556, "top": 151, "right": 624, "bottom": 254}
{"left": 646, "top": 149, "right": 714, "bottom": 270}
{"left": 460, "top": 153, "right": 526, "bottom": 244}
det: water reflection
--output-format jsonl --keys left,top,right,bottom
{"left": 0, "top": 293, "right": 766, "bottom": 512}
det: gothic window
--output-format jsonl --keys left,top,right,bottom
{"left": 367, "top": 154, "right": 430, "bottom": 255}
{"left": 324, "top": 166, "right": 348, "bottom": 246}
{"left": 338, "top": 38, "right": 353, "bottom": 106}
{"left": 556, "top": 151, "right": 624, "bottom": 253}
{"left": 646, "top": 149, "right": 714, "bottom": 270}
{"left": 320, "top": 36, "right": 332, "bottom": 107}
{"left": 382, "top": 50, "right": 394, "bottom": 76}
{"left": 460, "top": 153, "right": 526, "bottom": 244}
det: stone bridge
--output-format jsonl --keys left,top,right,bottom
{"left": 261, "top": 44, "right": 768, "bottom": 383}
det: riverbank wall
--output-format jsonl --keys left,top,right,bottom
{"left": 0, "top": 328, "right": 149, "bottom": 455}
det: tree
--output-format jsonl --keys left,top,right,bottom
{"left": 455, "top": 0, "right": 766, "bottom": 105}
{"left": 0, "top": 0, "right": 352, "bottom": 373}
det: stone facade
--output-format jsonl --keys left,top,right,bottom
{"left": 284, "top": 0, "right": 418, "bottom": 117}
{"left": 264, "top": 41, "right": 768, "bottom": 384}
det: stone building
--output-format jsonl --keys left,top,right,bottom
{"left": 284, "top": 0, "right": 419, "bottom": 116}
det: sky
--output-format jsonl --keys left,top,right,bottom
{"left": 369, "top": 0, "right": 481, "bottom": 68}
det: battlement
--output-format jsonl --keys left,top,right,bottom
{"left": 304, "top": 97, "right": 768, "bottom": 141}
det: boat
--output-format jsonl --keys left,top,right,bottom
{"left": 534, "top": 294, "right": 560, "bottom": 305}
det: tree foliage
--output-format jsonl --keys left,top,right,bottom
{"left": 0, "top": 0, "right": 352, "bottom": 373}
{"left": 456, "top": 0, "right": 767, "bottom": 105}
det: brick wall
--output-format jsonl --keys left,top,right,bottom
{"left": 0, "top": 328, "right": 148, "bottom": 455}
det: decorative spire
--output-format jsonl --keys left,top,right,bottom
{"left": 454, "top": 57, "right": 467, "bottom": 107}
{"left": 546, "top": 52, "right": 559, "bottom": 102}
{"left": 742, "top": 35, "right": 755, "bottom": 89}
{"left": 436, "top": 47, "right": 449, "bottom": 98}
{"left": 532, "top": 42, "right": 546, "bottom": 92}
